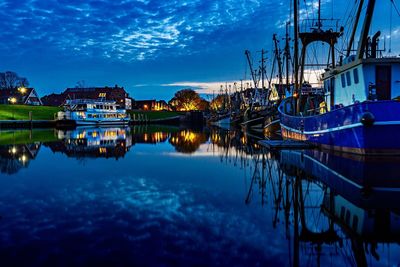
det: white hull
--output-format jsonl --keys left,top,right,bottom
{"left": 75, "top": 119, "right": 130, "bottom": 125}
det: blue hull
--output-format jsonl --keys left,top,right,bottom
{"left": 278, "top": 98, "right": 400, "bottom": 154}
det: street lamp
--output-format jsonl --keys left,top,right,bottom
{"left": 8, "top": 97, "right": 17, "bottom": 104}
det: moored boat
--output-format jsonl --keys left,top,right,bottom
{"left": 57, "top": 99, "right": 130, "bottom": 125}
{"left": 279, "top": 0, "right": 400, "bottom": 154}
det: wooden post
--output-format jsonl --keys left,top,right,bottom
{"left": 29, "top": 111, "right": 32, "bottom": 129}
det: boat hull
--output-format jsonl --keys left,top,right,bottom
{"left": 75, "top": 119, "right": 130, "bottom": 126}
{"left": 279, "top": 99, "right": 400, "bottom": 154}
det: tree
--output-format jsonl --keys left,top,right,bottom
{"left": 210, "top": 94, "right": 227, "bottom": 110}
{"left": 0, "top": 71, "right": 29, "bottom": 89}
{"left": 168, "top": 89, "right": 209, "bottom": 111}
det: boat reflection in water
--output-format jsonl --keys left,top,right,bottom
{"left": 0, "top": 143, "right": 41, "bottom": 175}
{"left": 47, "top": 127, "right": 132, "bottom": 159}
{"left": 245, "top": 147, "right": 400, "bottom": 266}
{"left": 0, "top": 126, "right": 399, "bottom": 265}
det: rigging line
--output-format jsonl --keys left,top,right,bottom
{"left": 390, "top": 0, "right": 400, "bottom": 17}
{"left": 390, "top": 0, "right": 393, "bottom": 53}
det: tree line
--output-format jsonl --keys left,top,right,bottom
{"left": 0, "top": 71, "right": 29, "bottom": 90}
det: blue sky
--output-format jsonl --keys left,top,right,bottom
{"left": 0, "top": 0, "right": 399, "bottom": 100}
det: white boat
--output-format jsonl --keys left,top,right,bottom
{"left": 57, "top": 99, "right": 130, "bottom": 125}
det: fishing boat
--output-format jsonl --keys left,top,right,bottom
{"left": 279, "top": 0, "right": 400, "bottom": 154}
{"left": 57, "top": 99, "right": 130, "bottom": 125}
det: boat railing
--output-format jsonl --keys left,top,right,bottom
{"left": 65, "top": 99, "right": 117, "bottom": 105}
{"left": 300, "top": 18, "right": 340, "bottom": 34}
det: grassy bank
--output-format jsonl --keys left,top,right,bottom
{"left": 129, "top": 110, "right": 184, "bottom": 120}
{"left": 0, "top": 129, "right": 58, "bottom": 145}
{"left": 0, "top": 105, "right": 61, "bottom": 121}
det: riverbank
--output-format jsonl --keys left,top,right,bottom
{"left": 0, "top": 105, "right": 187, "bottom": 129}
{"left": 0, "top": 104, "right": 60, "bottom": 121}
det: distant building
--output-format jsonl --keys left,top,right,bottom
{"left": 41, "top": 85, "right": 133, "bottom": 110}
{"left": 0, "top": 87, "right": 42, "bottom": 105}
{"left": 40, "top": 93, "right": 65, "bottom": 106}
{"left": 134, "top": 100, "right": 156, "bottom": 110}
{"left": 133, "top": 100, "right": 171, "bottom": 111}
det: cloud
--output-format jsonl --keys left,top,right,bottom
{"left": 0, "top": 0, "right": 281, "bottom": 62}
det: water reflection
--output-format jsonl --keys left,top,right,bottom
{"left": 0, "top": 143, "right": 40, "bottom": 174}
{"left": 169, "top": 129, "right": 208, "bottom": 154}
{"left": 0, "top": 126, "right": 399, "bottom": 265}
{"left": 47, "top": 127, "right": 132, "bottom": 159}
{"left": 244, "top": 149, "right": 400, "bottom": 266}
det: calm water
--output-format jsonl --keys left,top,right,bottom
{"left": 0, "top": 126, "right": 400, "bottom": 266}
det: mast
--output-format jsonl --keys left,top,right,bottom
{"left": 356, "top": 0, "right": 376, "bottom": 59}
{"left": 294, "top": 0, "right": 299, "bottom": 94}
{"left": 346, "top": 0, "right": 365, "bottom": 57}
{"left": 245, "top": 50, "right": 258, "bottom": 88}
{"left": 294, "top": 0, "right": 300, "bottom": 113}
{"left": 261, "top": 49, "right": 267, "bottom": 89}
{"left": 285, "top": 22, "right": 291, "bottom": 98}
{"left": 273, "top": 34, "right": 283, "bottom": 84}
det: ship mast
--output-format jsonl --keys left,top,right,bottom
{"left": 346, "top": 0, "right": 365, "bottom": 57}
{"left": 273, "top": 34, "right": 283, "bottom": 85}
{"left": 284, "top": 22, "right": 291, "bottom": 98}
{"left": 245, "top": 50, "right": 259, "bottom": 88}
{"left": 356, "top": 0, "right": 376, "bottom": 59}
{"left": 261, "top": 49, "right": 267, "bottom": 89}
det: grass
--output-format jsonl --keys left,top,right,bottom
{"left": 0, "top": 104, "right": 61, "bottom": 121}
{"left": 129, "top": 110, "right": 184, "bottom": 120}
{"left": 0, "top": 129, "right": 58, "bottom": 145}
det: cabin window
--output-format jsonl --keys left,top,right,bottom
{"left": 353, "top": 68, "right": 359, "bottom": 84}
{"left": 346, "top": 71, "right": 351, "bottom": 86}
{"left": 341, "top": 74, "right": 346, "bottom": 88}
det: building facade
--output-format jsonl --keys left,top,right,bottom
{"left": 0, "top": 87, "right": 42, "bottom": 105}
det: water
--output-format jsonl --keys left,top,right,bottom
{"left": 0, "top": 126, "right": 400, "bottom": 266}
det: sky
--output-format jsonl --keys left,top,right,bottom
{"left": 0, "top": 0, "right": 399, "bottom": 100}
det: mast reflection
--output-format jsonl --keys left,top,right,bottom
{"left": 244, "top": 148, "right": 400, "bottom": 266}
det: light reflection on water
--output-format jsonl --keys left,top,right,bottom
{"left": 0, "top": 126, "right": 399, "bottom": 266}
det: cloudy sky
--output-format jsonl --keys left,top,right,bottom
{"left": 0, "top": 0, "right": 399, "bottom": 100}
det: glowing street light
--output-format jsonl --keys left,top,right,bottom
{"left": 18, "top": 87, "right": 27, "bottom": 94}
{"left": 8, "top": 97, "right": 17, "bottom": 104}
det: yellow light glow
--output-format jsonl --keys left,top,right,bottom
{"left": 20, "top": 154, "right": 27, "bottom": 163}
{"left": 8, "top": 97, "right": 17, "bottom": 104}
{"left": 18, "top": 87, "right": 27, "bottom": 94}
{"left": 11, "top": 146, "right": 17, "bottom": 154}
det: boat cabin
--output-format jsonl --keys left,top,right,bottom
{"left": 321, "top": 57, "right": 400, "bottom": 110}
{"left": 64, "top": 99, "right": 122, "bottom": 112}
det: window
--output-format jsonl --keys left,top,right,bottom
{"left": 346, "top": 71, "right": 351, "bottom": 86}
{"left": 353, "top": 68, "right": 359, "bottom": 84}
{"left": 341, "top": 74, "right": 346, "bottom": 88}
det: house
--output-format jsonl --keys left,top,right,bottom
{"left": 41, "top": 85, "right": 133, "bottom": 109}
{"left": 41, "top": 93, "right": 65, "bottom": 106}
{"left": 0, "top": 87, "right": 42, "bottom": 105}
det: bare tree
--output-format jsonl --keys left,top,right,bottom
{"left": 18, "top": 77, "right": 29, "bottom": 87}
{"left": 0, "top": 71, "right": 29, "bottom": 89}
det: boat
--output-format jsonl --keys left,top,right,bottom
{"left": 57, "top": 99, "right": 130, "bottom": 125}
{"left": 279, "top": 0, "right": 400, "bottom": 154}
